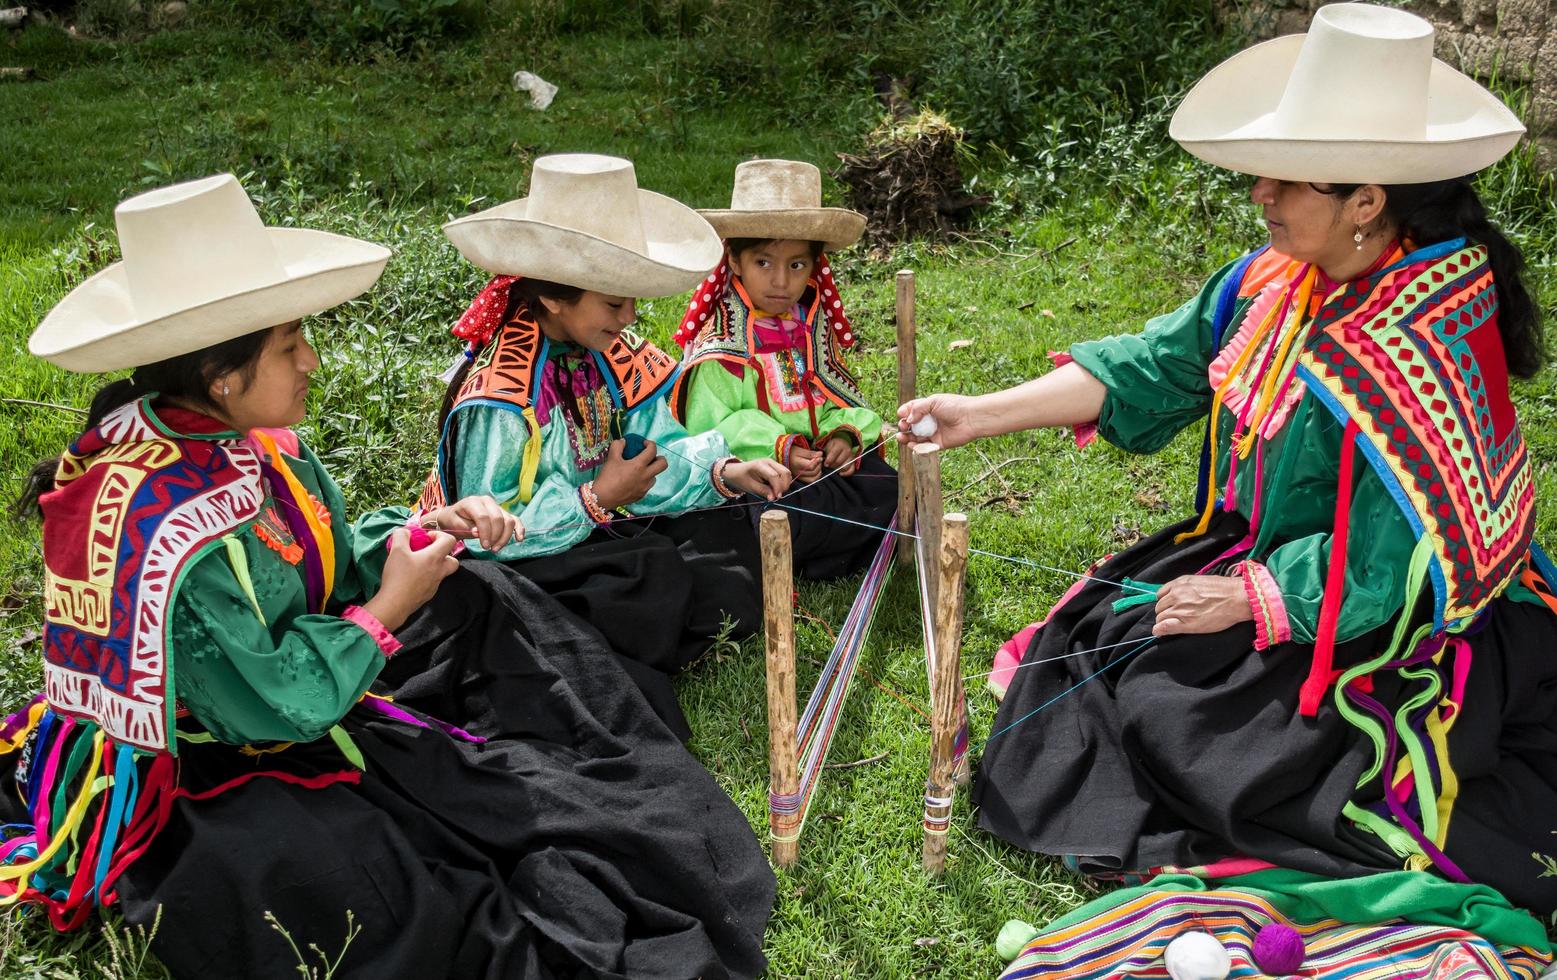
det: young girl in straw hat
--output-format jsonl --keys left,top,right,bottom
{"left": 5, "top": 173, "right": 775, "bottom": 978}
{"left": 672, "top": 159, "right": 897, "bottom": 580}
{"left": 906, "top": 2, "right": 1557, "bottom": 917}
{"left": 422, "top": 153, "right": 790, "bottom": 682}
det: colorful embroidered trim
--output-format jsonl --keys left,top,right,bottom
{"left": 341, "top": 605, "right": 401, "bottom": 657}
{"left": 578, "top": 481, "right": 612, "bottom": 525}
{"left": 41, "top": 398, "right": 264, "bottom": 752}
{"left": 710, "top": 457, "right": 740, "bottom": 499}
{"left": 1239, "top": 560, "right": 1290, "bottom": 650}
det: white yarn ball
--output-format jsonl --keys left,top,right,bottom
{"left": 1164, "top": 931, "right": 1231, "bottom": 980}
{"left": 910, "top": 414, "right": 939, "bottom": 438}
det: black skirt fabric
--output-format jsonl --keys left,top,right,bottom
{"left": 973, "top": 511, "right": 1557, "bottom": 914}
{"left": 751, "top": 451, "right": 898, "bottom": 581}
{"left": 105, "top": 562, "right": 775, "bottom": 979}
{"left": 504, "top": 508, "right": 762, "bottom": 677}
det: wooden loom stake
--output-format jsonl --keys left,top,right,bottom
{"left": 896, "top": 269, "right": 917, "bottom": 562}
{"left": 760, "top": 510, "right": 800, "bottom": 868}
{"left": 924, "top": 513, "right": 970, "bottom": 873}
{"left": 912, "top": 443, "right": 943, "bottom": 616}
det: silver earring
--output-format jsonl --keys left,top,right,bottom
{"left": 222, "top": 384, "right": 230, "bottom": 396}
{"left": 1354, "top": 225, "right": 1365, "bottom": 251}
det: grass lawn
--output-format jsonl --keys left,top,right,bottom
{"left": 3, "top": 10, "right": 1556, "bottom": 978}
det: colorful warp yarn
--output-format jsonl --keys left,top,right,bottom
{"left": 768, "top": 519, "right": 897, "bottom": 845}
{"left": 671, "top": 253, "right": 865, "bottom": 420}
{"left": 998, "top": 886, "right": 1549, "bottom": 980}
{"left": 915, "top": 523, "right": 969, "bottom": 837}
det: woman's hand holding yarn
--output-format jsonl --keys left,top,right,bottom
{"left": 594, "top": 438, "right": 669, "bottom": 510}
{"left": 898, "top": 394, "right": 977, "bottom": 450}
{"left": 368, "top": 528, "right": 460, "bottom": 630}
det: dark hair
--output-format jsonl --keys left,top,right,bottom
{"left": 726, "top": 237, "right": 826, "bottom": 260}
{"left": 435, "top": 278, "right": 585, "bottom": 437}
{"left": 1318, "top": 178, "right": 1544, "bottom": 378}
{"left": 13, "top": 327, "right": 273, "bottom": 518}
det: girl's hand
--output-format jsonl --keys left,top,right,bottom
{"left": 788, "top": 446, "right": 824, "bottom": 483}
{"left": 366, "top": 528, "right": 459, "bottom": 631}
{"left": 594, "top": 438, "right": 669, "bottom": 510}
{"left": 1151, "top": 575, "right": 1253, "bottom": 637}
{"left": 725, "top": 458, "right": 791, "bottom": 501}
{"left": 423, "top": 496, "right": 523, "bottom": 551}
{"left": 820, "top": 436, "right": 859, "bottom": 476}
{"left": 897, "top": 394, "right": 980, "bottom": 450}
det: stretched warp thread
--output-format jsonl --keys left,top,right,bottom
{"left": 768, "top": 519, "right": 899, "bottom": 844}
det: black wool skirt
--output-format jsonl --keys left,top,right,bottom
{"left": 109, "top": 562, "right": 776, "bottom": 979}
{"left": 973, "top": 511, "right": 1557, "bottom": 914}
{"left": 503, "top": 508, "right": 762, "bottom": 679}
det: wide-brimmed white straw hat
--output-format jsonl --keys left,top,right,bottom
{"left": 1170, "top": 2, "right": 1525, "bottom": 184}
{"left": 29, "top": 174, "right": 391, "bottom": 374}
{"left": 442, "top": 154, "right": 722, "bottom": 297}
{"left": 699, "top": 159, "right": 865, "bottom": 253}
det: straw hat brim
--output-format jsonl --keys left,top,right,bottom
{"left": 1170, "top": 34, "right": 1526, "bottom": 184}
{"left": 29, "top": 228, "right": 392, "bottom": 374}
{"left": 443, "top": 189, "right": 723, "bottom": 298}
{"left": 698, "top": 208, "right": 865, "bottom": 253}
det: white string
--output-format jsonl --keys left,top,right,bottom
{"left": 961, "top": 635, "right": 1158, "bottom": 682}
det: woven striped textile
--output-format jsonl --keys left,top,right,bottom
{"left": 998, "top": 889, "right": 1549, "bottom": 980}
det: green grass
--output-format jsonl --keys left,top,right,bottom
{"left": 3, "top": 10, "right": 1557, "bottom": 978}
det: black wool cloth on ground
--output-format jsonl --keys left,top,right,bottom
{"left": 973, "top": 511, "right": 1557, "bottom": 915}
{"left": 89, "top": 562, "right": 776, "bottom": 979}
{"left": 502, "top": 508, "right": 762, "bottom": 687}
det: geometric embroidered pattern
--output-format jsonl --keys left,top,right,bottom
{"left": 40, "top": 398, "right": 264, "bottom": 752}
{"left": 1296, "top": 244, "right": 1534, "bottom": 629}
{"left": 672, "top": 275, "right": 865, "bottom": 418}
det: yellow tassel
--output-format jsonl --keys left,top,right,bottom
{"left": 518, "top": 406, "right": 542, "bottom": 505}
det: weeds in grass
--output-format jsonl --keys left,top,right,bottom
{"left": 264, "top": 909, "right": 362, "bottom": 980}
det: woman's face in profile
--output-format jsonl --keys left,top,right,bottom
{"left": 217, "top": 320, "right": 319, "bottom": 431}
{"left": 1250, "top": 177, "right": 1378, "bottom": 270}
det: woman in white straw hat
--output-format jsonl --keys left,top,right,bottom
{"left": 903, "top": 4, "right": 1557, "bottom": 914}
{"left": 418, "top": 153, "right": 790, "bottom": 690}
{"left": 4, "top": 174, "right": 775, "bottom": 978}
{"left": 670, "top": 159, "right": 899, "bottom": 581}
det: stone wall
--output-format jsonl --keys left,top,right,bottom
{"left": 1222, "top": 0, "right": 1555, "bottom": 167}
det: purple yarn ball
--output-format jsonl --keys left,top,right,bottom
{"left": 1252, "top": 923, "right": 1305, "bottom": 975}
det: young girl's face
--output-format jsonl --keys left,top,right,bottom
{"left": 729, "top": 239, "right": 817, "bottom": 314}
{"left": 537, "top": 291, "right": 638, "bottom": 352}
{"left": 212, "top": 321, "right": 318, "bottom": 431}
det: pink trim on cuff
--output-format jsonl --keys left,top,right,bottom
{"left": 1046, "top": 350, "right": 1097, "bottom": 448}
{"left": 342, "top": 605, "right": 402, "bottom": 657}
{"left": 1238, "top": 560, "right": 1290, "bottom": 650}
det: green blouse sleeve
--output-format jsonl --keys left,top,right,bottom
{"left": 626, "top": 396, "right": 727, "bottom": 515}
{"left": 1067, "top": 257, "right": 1242, "bottom": 455}
{"left": 817, "top": 399, "right": 884, "bottom": 451}
{"left": 450, "top": 404, "right": 595, "bottom": 560}
{"left": 170, "top": 537, "right": 387, "bottom": 745}
{"left": 684, "top": 361, "right": 791, "bottom": 461}
{"left": 347, "top": 505, "right": 412, "bottom": 596}
{"left": 1258, "top": 458, "right": 1414, "bottom": 646}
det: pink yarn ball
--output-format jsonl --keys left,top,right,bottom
{"left": 1252, "top": 923, "right": 1305, "bottom": 975}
